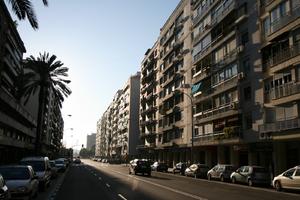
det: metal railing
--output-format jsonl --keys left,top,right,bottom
{"left": 211, "top": 0, "right": 235, "bottom": 26}
{"left": 263, "top": 42, "right": 300, "bottom": 69}
{"left": 259, "top": 118, "right": 300, "bottom": 133}
{"left": 194, "top": 126, "right": 241, "bottom": 142}
{"left": 265, "top": 82, "right": 300, "bottom": 101}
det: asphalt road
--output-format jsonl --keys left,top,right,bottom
{"left": 53, "top": 159, "right": 300, "bottom": 200}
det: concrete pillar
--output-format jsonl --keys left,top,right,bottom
{"left": 205, "top": 150, "right": 212, "bottom": 168}
{"left": 230, "top": 147, "right": 239, "bottom": 166}
{"left": 273, "top": 142, "right": 287, "bottom": 175}
{"left": 217, "top": 146, "right": 225, "bottom": 164}
{"left": 248, "top": 151, "right": 258, "bottom": 165}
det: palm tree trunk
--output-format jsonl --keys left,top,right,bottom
{"left": 35, "top": 85, "right": 47, "bottom": 155}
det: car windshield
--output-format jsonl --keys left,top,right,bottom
{"left": 55, "top": 160, "right": 64, "bottom": 164}
{"left": 20, "top": 161, "right": 45, "bottom": 172}
{"left": 0, "top": 168, "right": 30, "bottom": 180}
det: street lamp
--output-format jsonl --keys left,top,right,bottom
{"left": 173, "top": 88, "right": 194, "bottom": 164}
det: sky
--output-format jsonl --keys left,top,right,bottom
{"left": 14, "top": 0, "right": 180, "bottom": 150}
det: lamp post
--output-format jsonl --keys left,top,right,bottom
{"left": 173, "top": 88, "right": 194, "bottom": 164}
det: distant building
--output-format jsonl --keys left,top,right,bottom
{"left": 86, "top": 133, "right": 96, "bottom": 151}
{"left": 96, "top": 72, "right": 141, "bottom": 160}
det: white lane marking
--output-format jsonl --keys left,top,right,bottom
{"left": 118, "top": 194, "right": 127, "bottom": 200}
{"left": 110, "top": 169, "right": 207, "bottom": 200}
{"left": 98, "top": 177, "right": 102, "bottom": 180}
{"left": 106, "top": 183, "right": 110, "bottom": 188}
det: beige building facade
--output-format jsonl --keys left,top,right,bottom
{"left": 139, "top": 0, "right": 300, "bottom": 175}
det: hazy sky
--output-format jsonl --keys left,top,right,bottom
{"left": 15, "top": 0, "right": 180, "bottom": 149}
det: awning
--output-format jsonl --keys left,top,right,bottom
{"left": 191, "top": 82, "right": 202, "bottom": 94}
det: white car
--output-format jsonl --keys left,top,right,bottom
{"left": 0, "top": 165, "right": 39, "bottom": 200}
{"left": 273, "top": 165, "right": 300, "bottom": 191}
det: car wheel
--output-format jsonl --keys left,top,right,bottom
{"left": 129, "top": 170, "right": 131, "bottom": 174}
{"left": 220, "top": 175, "right": 224, "bottom": 182}
{"left": 134, "top": 171, "right": 137, "bottom": 175}
{"left": 274, "top": 181, "right": 282, "bottom": 191}
{"left": 148, "top": 173, "right": 151, "bottom": 177}
{"left": 231, "top": 177, "right": 236, "bottom": 184}
{"left": 248, "top": 179, "right": 253, "bottom": 187}
{"left": 207, "top": 174, "right": 211, "bottom": 180}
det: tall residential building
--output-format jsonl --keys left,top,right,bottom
{"left": 138, "top": 0, "right": 300, "bottom": 174}
{"left": 258, "top": 0, "right": 300, "bottom": 174}
{"left": 86, "top": 133, "right": 96, "bottom": 151}
{"left": 0, "top": 1, "right": 37, "bottom": 163}
{"left": 96, "top": 72, "right": 141, "bottom": 160}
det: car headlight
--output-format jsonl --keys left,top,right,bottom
{"left": 17, "top": 186, "right": 28, "bottom": 193}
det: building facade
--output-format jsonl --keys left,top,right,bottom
{"left": 0, "top": 1, "right": 37, "bottom": 163}
{"left": 138, "top": 0, "right": 300, "bottom": 175}
{"left": 96, "top": 72, "right": 141, "bottom": 160}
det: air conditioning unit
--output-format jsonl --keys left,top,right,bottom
{"left": 230, "top": 102, "right": 238, "bottom": 110}
{"left": 238, "top": 72, "right": 245, "bottom": 80}
{"left": 237, "top": 45, "right": 245, "bottom": 53}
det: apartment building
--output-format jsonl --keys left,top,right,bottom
{"left": 190, "top": 0, "right": 265, "bottom": 168}
{"left": 0, "top": 1, "right": 37, "bottom": 163}
{"left": 138, "top": 43, "right": 159, "bottom": 158}
{"left": 155, "top": 0, "right": 193, "bottom": 167}
{"left": 258, "top": 0, "right": 300, "bottom": 174}
{"left": 96, "top": 72, "right": 141, "bottom": 160}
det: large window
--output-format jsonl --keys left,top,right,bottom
{"left": 212, "top": 63, "right": 238, "bottom": 86}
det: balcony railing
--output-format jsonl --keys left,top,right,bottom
{"left": 263, "top": 42, "right": 300, "bottom": 69}
{"left": 211, "top": 0, "right": 235, "bottom": 26}
{"left": 194, "top": 101, "right": 239, "bottom": 121}
{"left": 265, "top": 82, "right": 300, "bottom": 101}
{"left": 269, "top": 5, "right": 300, "bottom": 36}
{"left": 259, "top": 118, "right": 300, "bottom": 133}
{"left": 194, "top": 126, "right": 241, "bottom": 143}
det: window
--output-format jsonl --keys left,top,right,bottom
{"left": 244, "top": 86, "right": 251, "bottom": 101}
{"left": 241, "top": 31, "right": 249, "bottom": 45}
{"left": 295, "top": 169, "right": 300, "bottom": 176}
{"left": 284, "top": 168, "right": 295, "bottom": 177}
{"left": 243, "top": 58, "right": 250, "bottom": 74}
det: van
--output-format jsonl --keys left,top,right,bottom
{"left": 20, "top": 156, "right": 51, "bottom": 190}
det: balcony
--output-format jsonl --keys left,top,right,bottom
{"left": 194, "top": 102, "right": 239, "bottom": 124}
{"left": 193, "top": 126, "right": 242, "bottom": 145}
{"left": 211, "top": 0, "right": 236, "bottom": 27}
{"left": 259, "top": 118, "right": 300, "bottom": 134}
{"left": 263, "top": 42, "right": 300, "bottom": 71}
{"left": 264, "top": 82, "right": 300, "bottom": 105}
{"left": 266, "top": 6, "right": 300, "bottom": 38}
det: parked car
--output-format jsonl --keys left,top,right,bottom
{"left": 74, "top": 158, "right": 81, "bottom": 164}
{"left": 151, "top": 162, "right": 168, "bottom": 172}
{"left": 0, "top": 165, "right": 38, "bottom": 200}
{"left": 128, "top": 159, "right": 151, "bottom": 176}
{"left": 20, "top": 156, "right": 51, "bottom": 190}
{"left": 172, "top": 162, "right": 188, "bottom": 175}
{"left": 49, "top": 160, "right": 58, "bottom": 179}
{"left": 272, "top": 165, "right": 300, "bottom": 191}
{"left": 207, "top": 164, "right": 237, "bottom": 182}
{"left": 230, "top": 166, "right": 271, "bottom": 186}
{"left": 185, "top": 164, "right": 209, "bottom": 178}
{"left": 0, "top": 174, "right": 10, "bottom": 200}
{"left": 55, "top": 159, "right": 66, "bottom": 172}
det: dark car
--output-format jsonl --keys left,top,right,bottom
{"left": 207, "top": 164, "right": 237, "bottom": 182}
{"left": 185, "top": 164, "right": 210, "bottom": 178}
{"left": 0, "top": 165, "right": 39, "bottom": 200}
{"left": 74, "top": 158, "right": 81, "bottom": 164}
{"left": 151, "top": 162, "right": 168, "bottom": 172}
{"left": 172, "top": 162, "right": 188, "bottom": 175}
{"left": 128, "top": 159, "right": 151, "bottom": 176}
{"left": 231, "top": 166, "right": 271, "bottom": 186}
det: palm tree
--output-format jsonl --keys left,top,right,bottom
{"left": 22, "top": 52, "right": 71, "bottom": 155}
{"left": 5, "top": 0, "right": 48, "bottom": 29}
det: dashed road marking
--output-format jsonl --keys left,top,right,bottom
{"left": 106, "top": 183, "right": 111, "bottom": 188}
{"left": 118, "top": 193, "right": 127, "bottom": 200}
